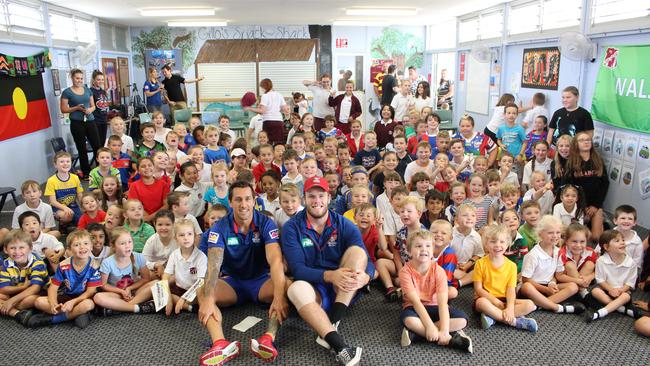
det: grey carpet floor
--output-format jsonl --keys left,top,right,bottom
{"left": 1, "top": 285, "right": 649, "bottom": 366}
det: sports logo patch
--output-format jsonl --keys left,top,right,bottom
{"left": 603, "top": 47, "right": 619, "bottom": 69}
{"left": 208, "top": 232, "right": 219, "bottom": 244}
{"left": 269, "top": 229, "right": 279, "bottom": 240}
{"left": 227, "top": 237, "right": 239, "bottom": 246}
{"left": 301, "top": 238, "right": 313, "bottom": 247}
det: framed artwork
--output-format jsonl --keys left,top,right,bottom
{"left": 521, "top": 47, "right": 560, "bottom": 90}
{"left": 101, "top": 58, "right": 119, "bottom": 104}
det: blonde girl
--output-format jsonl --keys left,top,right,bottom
{"left": 204, "top": 162, "right": 230, "bottom": 210}
{"left": 152, "top": 111, "right": 171, "bottom": 144}
{"left": 463, "top": 173, "right": 493, "bottom": 230}
{"left": 103, "top": 205, "right": 123, "bottom": 231}
{"left": 93, "top": 227, "right": 156, "bottom": 315}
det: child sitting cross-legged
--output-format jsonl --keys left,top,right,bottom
{"left": 430, "top": 220, "right": 460, "bottom": 299}
{"left": 451, "top": 204, "right": 483, "bottom": 287}
{"left": 474, "top": 224, "right": 538, "bottom": 332}
{"left": 163, "top": 219, "right": 207, "bottom": 316}
{"left": 28, "top": 230, "right": 102, "bottom": 328}
{"left": 519, "top": 215, "right": 585, "bottom": 315}
{"left": 355, "top": 203, "right": 389, "bottom": 270}
{"left": 399, "top": 229, "right": 472, "bottom": 352}
{"left": 555, "top": 223, "right": 598, "bottom": 299}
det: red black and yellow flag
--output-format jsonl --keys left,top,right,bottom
{"left": 0, "top": 73, "right": 51, "bottom": 141}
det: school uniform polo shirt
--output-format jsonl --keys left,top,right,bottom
{"left": 32, "top": 232, "right": 64, "bottom": 257}
{"left": 281, "top": 209, "right": 375, "bottom": 284}
{"left": 595, "top": 253, "right": 637, "bottom": 289}
{"left": 521, "top": 244, "right": 559, "bottom": 284}
{"left": 450, "top": 227, "right": 483, "bottom": 264}
{"left": 205, "top": 210, "right": 279, "bottom": 280}
{"left": 0, "top": 254, "right": 47, "bottom": 288}
{"left": 557, "top": 246, "right": 598, "bottom": 273}
{"left": 164, "top": 247, "right": 207, "bottom": 290}
{"left": 51, "top": 257, "right": 102, "bottom": 296}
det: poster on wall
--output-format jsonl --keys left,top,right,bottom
{"left": 639, "top": 168, "right": 650, "bottom": 200}
{"left": 102, "top": 58, "right": 119, "bottom": 104}
{"left": 621, "top": 162, "right": 635, "bottom": 188}
{"left": 592, "top": 128, "right": 604, "bottom": 150}
{"left": 521, "top": 47, "right": 560, "bottom": 90}
{"left": 370, "top": 58, "right": 392, "bottom": 99}
{"left": 609, "top": 159, "right": 622, "bottom": 184}
{"left": 638, "top": 138, "right": 650, "bottom": 161}
{"left": 602, "top": 130, "right": 614, "bottom": 155}
{"left": 592, "top": 45, "right": 650, "bottom": 133}
{"left": 612, "top": 133, "right": 625, "bottom": 159}
{"left": 623, "top": 134, "right": 639, "bottom": 162}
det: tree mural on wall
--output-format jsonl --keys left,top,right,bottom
{"left": 370, "top": 28, "right": 424, "bottom": 71}
{"left": 131, "top": 27, "right": 197, "bottom": 72}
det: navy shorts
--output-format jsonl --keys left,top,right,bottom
{"left": 314, "top": 282, "right": 363, "bottom": 312}
{"left": 223, "top": 273, "right": 270, "bottom": 305}
{"left": 400, "top": 305, "right": 468, "bottom": 325}
{"left": 53, "top": 205, "right": 82, "bottom": 224}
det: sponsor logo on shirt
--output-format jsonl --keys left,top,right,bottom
{"left": 208, "top": 232, "right": 219, "bottom": 244}
{"left": 269, "top": 229, "right": 279, "bottom": 240}
{"left": 252, "top": 231, "right": 261, "bottom": 244}
{"left": 190, "top": 267, "right": 197, "bottom": 275}
{"left": 327, "top": 230, "right": 338, "bottom": 247}
{"left": 301, "top": 238, "right": 313, "bottom": 247}
{"left": 227, "top": 237, "right": 239, "bottom": 246}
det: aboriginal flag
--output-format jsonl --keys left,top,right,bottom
{"left": 0, "top": 73, "right": 50, "bottom": 141}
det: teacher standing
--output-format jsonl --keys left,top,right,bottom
{"left": 161, "top": 64, "right": 204, "bottom": 124}
{"left": 244, "top": 78, "right": 288, "bottom": 145}
{"left": 328, "top": 80, "right": 361, "bottom": 135}
{"left": 60, "top": 68, "right": 100, "bottom": 179}
{"left": 90, "top": 70, "right": 110, "bottom": 144}
{"left": 303, "top": 74, "right": 335, "bottom": 131}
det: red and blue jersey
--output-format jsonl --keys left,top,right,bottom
{"left": 434, "top": 245, "right": 459, "bottom": 288}
{"left": 281, "top": 209, "right": 375, "bottom": 284}
{"left": 203, "top": 210, "right": 279, "bottom": 280}
{"left": 51, "top": 257, "right": 102, "bottom": 296}
{"left": 453, "top": 131, "right": 495, "bottom": 156}
{"left": 111, "top": 152, "right": 132, "bottom": 191}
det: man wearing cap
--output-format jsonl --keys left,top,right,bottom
{"left": 281, "top": 176, "right": 374, "bottom": 366}
{"left": 228, "top": 148, "right": 249, "bottom": 184}
{"left": 303, "top": 75, "right": 336, "bottom": 131}
{"left": 198, "top": 180, "right": 289, "bottom": 366}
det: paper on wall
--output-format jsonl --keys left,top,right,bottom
{"left": 602, "top": 130, "right": 614, "bottom": 155}
{"left": 638, "top": 138, "right": 650, "bottom": 161}
{"left": 151, "top": 280, "right": 169, "bottom": 312}
{"left": 623, "top": 134, "right": 639, "bottom": 162}
{"left": 232, "top": 316, "right": 263, "bottom": 333}
{"left": 639, "top": 168, "right": 650, "bottom": 200}
{"left": 609, "top": 159, "right": 622, "bottom": 184}
{"left": 613, "top": 133, "right": 625, "bottom": 159}
{"left": 592, "top": 128, "right": 604, "bottom": 150}
{"left": 621, "top": 162, "right": 635, "bottom": 187}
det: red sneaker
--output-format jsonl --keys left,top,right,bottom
{"left": 250, "top": 333, "right": 278, "bottom": 362}
{"left": 199, "top": 339, "right": 240, "bottom": 366}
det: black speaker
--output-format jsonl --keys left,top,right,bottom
{"left": 309, "top": 25, "right": 332, "bottom": 77}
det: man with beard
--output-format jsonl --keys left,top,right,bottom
{"left": 281, "top": 176, "right": 375, "bottom": 366}
{"left": 198, "top": 181, "right": 289, "bottom": 366}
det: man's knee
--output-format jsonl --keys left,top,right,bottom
{"left": 341, "top": 246, "right": 367, "bottom": 268}
{"left": 287, "top": 280, "right": 316, "bottom": 311}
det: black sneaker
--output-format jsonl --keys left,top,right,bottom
{"left": 449, "top": 330, "right": 473, "bottom": 353}
{"left": 95, "top": 306, "right": 114, "bottom": 317}
{"left": 27, "top": 313, "right": 53, "bottom": 328}
{"left": 138, "top": 300, "right": 157, "bottom": 314}
{"left": 584, "top": 310, "right": 596, "bottom": 323}
{"left": 400, "top": 327, "right": 414, "bottom": 347}
{"left": 74, "top": 313, "right": 92, "bottom": 329}
{"left": 335, "top": 346, "right": 362, "bottom": 366}
{"left": 562, "top": 301, "right": 586, "bottom": 314}
{"left": 385, "top": 288, "right": 398, "bottom": 302}
{"left": 625, "top": 303, "right": 642, "bottom": 319}
{"left": 14, "top": 310, "right": 33, "bottom": 326}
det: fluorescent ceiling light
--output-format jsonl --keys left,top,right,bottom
{"left": 168, "top": 21, "right": 227, "bottom": 27}
{"left": 333, "top": 20, "right": 393, "bottom": 26}
{"left": 346, "top": 8, "right": 418, "bottom": 16}
{"left": 140, "top": 8, "right": 215, "bottom": 17}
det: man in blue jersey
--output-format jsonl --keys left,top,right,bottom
{"left": 197, "top": 181, "right": 288, "bottom": 366}
{"left": 282, "top": 176, "right": 375, "bottom": 366}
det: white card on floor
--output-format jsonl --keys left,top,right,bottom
{"left": 151, "top": 280, "right": 169, "bottom": 312}
{"left": 232, "top": 316, "right": 262, "bottom": 332}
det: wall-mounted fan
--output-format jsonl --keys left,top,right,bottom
{"left": 470, "top": 45, "right": 495, "bottom": 63}
{"left": 559, "top": 32, "right": 597, "bottom": 62}
{"left": 70, "top": 42, "right": 97, "bottom": 67}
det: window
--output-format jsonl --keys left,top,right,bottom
{"left": 458, "top": 10, "right": 503, "bottom": 43}
{"left": 541, "top": 0, "right": 581, "bottom": 30}
{"left": 0, "top": 0, "right": 45, "bottom": 39}
{"left": 427, "top": 19, "right": 457, "bottom": 50}
{"left": 508, "top": 1, "right": 540, "bottom": 35}
{"left": 49, "top": 11, "right": 96, "bottom": 44}
{"left": 0, "top": 1, "right": 8, "bottom": 32}
{"left": 74, "top": 17, "right": 95, "bottom": 44}
{"left": 591, "top": 0, "right": 650, "bottom": 25}
{"left": 114, "top": 26, "right": 129, "bottom": 52}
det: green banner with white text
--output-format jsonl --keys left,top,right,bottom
{"left": 591, "top": 45, "right": 650, "bottom": 134}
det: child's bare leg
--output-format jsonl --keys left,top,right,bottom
{"left": 457, "top": 270, "right": 473, "bottom": 287}
{"left": 475, "top": 297, "right": 515, "bottom": 325}
{"left": 34, "top": 296, "right": 52, "bottom": 313}
{"left": 376, "top": 258, "right": 396, "bottom": 289}
{"left": 635, "top": 317, "right": 650, "bottom": 337}
{"left": 66, "top": 299, "right": 95, "bottom": 320}
{"left": 589, "top": 288, "right": 632, "bottom": 320}
{"left": 564, "top": 262, "right": 580, "bottom": 279}
{"left": 403, "top": 315, "right": 467, "bottom": 338}
{"left": 513, "top": 299, "right": 537, "bottom": 317}
{"left": 448, "top": 286, "right": 458, "bottom": 299}
{"left": 93, "top": 292, "right": 136, "bottom": 312}
{"left": 126, "top": 282, "right": 154, "bottom": 305}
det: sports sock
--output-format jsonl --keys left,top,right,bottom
{"left": 328, "top": 302, "right": 348, "bottom": 324}
{"left": 594, "top": 308, "right": 608, "bottom": 319}
{"left": 579, "top": 288, "right": 589, "bottom": 298}
{"left": 457, "top": 279, "right": 463, "bottom": 287}
{"left": 324, "top": 331, "right": 347, "bottom": 353}
{"left": 52, "top": 313, "right": 68, "bottom": 324}
{"left": 617, "top": 305, "right": 636, "bottom": 317}
{"left": 555, "top": 304, "right": 565, "bottom": 313}
{"left": 187, "top": 305, "right": 193, "bottom": 312}
{"left": 133, "top": 304, "right": 140, "bottom": 313}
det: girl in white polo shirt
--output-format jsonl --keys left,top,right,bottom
{"left": 552, "top": 184, "right": 585, "bottom": 226}
{"left": 586, "top": 229, "right": 639, "bottom": 322}
{"left": 163, "top": 219, "right": 207, "bottom": 316}
{"left": 519, "top": 215, "right": 584, "bottom": 314}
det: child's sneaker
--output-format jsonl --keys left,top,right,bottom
{"left": 449, "top": 330, "right": 473, "bottom": 353}
{"left": 624, "top": 303, "right": 642, "bottom": 319}
{"left": 250, "top": 333, "right": 278, "bottom": 362}
{"left": 384, "top": 287, "right": 398, "bottom": 302}
{"left": 514, "top": 317, "right": 538, "bottom": 332}
{"left": 74, "top": 313, "right": 92, "bottom": 329}
{"left": 26, "top": 313, "right": 53, "bottom": 328}
{"left": 138, "top": 300, "right": 157, "bottom": 314}
{"left": 400, "top": 327, "right": 414, "bottom": 347}
{"left": 335, "top": 346, "right": 362, "bottom": 366}
{"left": 14, "top": 310, "right": 33, "bottom": 326}
{"left": 480, "top": 313, "right": 495, "bottom": 329}
{"left": 316, "top": 321, "right": 339, "bottom": 350}
{"left": 561, "top": 301, "right": 586, "bottom": 314}
{"left": 199, "top": 339, "right": 240, "bottom": 366}
{"left": 584, "top": 310, "right": 597, "bottom": 323}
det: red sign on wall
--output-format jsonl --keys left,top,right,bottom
{"left": 459, "top": 53, "right": 466, "bottom": 81}
{"left": 336, "top": 38, "right": 348, "bottom": 48}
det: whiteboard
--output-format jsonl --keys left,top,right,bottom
{"left": 465, "top": 53, "right": 491, "bottom": 115}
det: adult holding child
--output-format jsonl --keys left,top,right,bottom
{"left": 60, "top": 68, "right": 100, "bottom": 179}
{"left": 282, "top": 176, "right": 375, "bottom": 365}
{"left": 303, "top": 74, "right": 336, "bottom": 131}
{"left": 244, "top": 78, "right": 289, "bottom": 145}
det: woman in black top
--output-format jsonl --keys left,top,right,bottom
{"left": 436, "top": 68, "right": 454, "bottom": 108}
{"left": 380, "top": 64, "right": 398, "bottom": 106}
{"left": 565, "top": 131, "right": 608, "bottom": 241}
{"left": 90, "top": 70, "right": 110, "bottom": 144}
{"left": 547, "top": 86, "right": 594, "bottom": 146}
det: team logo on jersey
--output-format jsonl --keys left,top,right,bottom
{"left": 252, "top": 231, "right": 261, "bottom": 244}
{"left": 603, "top": 47, "right": 619, "bottom": 69}
{"left": 208, "top": 232, "right": 219, "bottom": 244}
{"left": 190, "top": 267, "right": 197, "bottom": 275}
{"left": 269, "top": 229, "right": 279, "bottom": 240}
{"left": 301, "top": 238, "right": 313, "bottom": 247}
{"left": 227, "top": 237, "right": 239, "bottom": 246}
{"left": 327, "top": 230, "right": 338, "bottom": 247}
{"left": 63, "top": 279, "right": 71, "bottom": 290}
